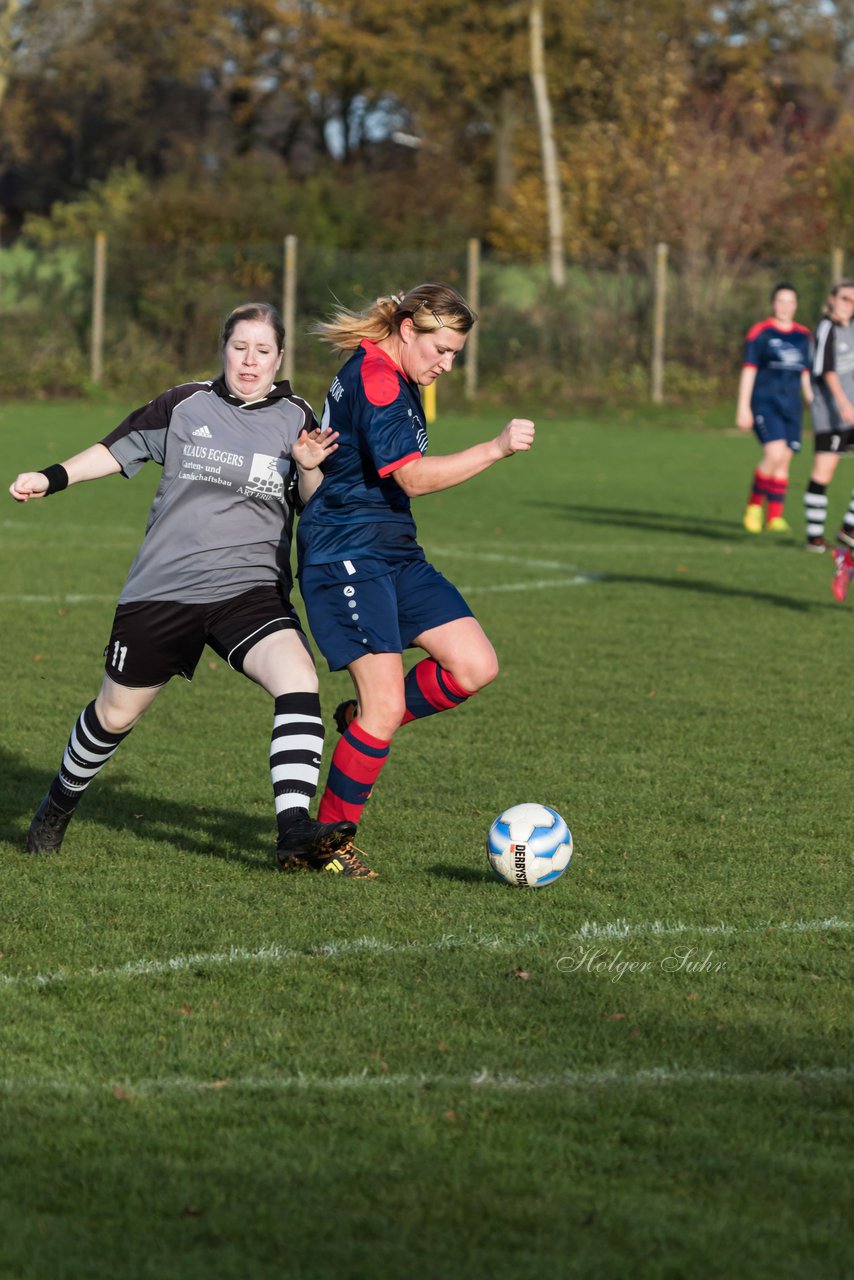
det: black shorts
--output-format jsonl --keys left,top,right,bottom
{"left": 814, "top": 426, "right": 854, "bottom": 456}
{"left": 104, "top": 585, "right": 304, "bottom": 687}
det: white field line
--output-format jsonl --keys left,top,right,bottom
{"left": 0, "top": 1065, "right": 850, "bottom": 1097}
{"left": 1, "top": 917, "right": 850, "bottom": 993}
{"left": 0, "top": 547, "right": 603, "bottom": 604}
{"left": 0, "top": 594, "right": 115, "bottom": 604}
{"left": 427, "top": 545, "right": 603, "bottom": 593}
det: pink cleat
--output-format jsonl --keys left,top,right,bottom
{"left": 831, "top": 548, "right": 854, "bottom": 603}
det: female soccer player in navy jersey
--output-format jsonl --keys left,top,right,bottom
{"left": 736, "top": 282, "right": 812, "bottom": 535}
{"left": 296, "top": 282, "right": 535, "bottom": 877}
{"left": 9, "top": 302, "right": 358, "bottom": 872}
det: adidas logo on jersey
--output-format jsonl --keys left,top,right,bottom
{"left": 192, "top": 425, "right": 213, "bottom": 438}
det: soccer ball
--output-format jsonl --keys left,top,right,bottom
{"left": 486, "top": 803, "right": 572, "bottom": 888}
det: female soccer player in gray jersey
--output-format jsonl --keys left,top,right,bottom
{"left": 804, "top": 280, "right": 854, "bottom": 554}
{"left": 8, "top": 302, "right": 362, "bottom": 874}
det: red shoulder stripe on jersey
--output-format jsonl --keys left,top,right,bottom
{"left": 378, "top": 452, "right": 422, "bottom": 478}
{"left": 745, "top": 318, "right": 776, "bottom": 340}
{"left": 360, "top": 341, "right": 402, "bottom": 407}
{"left": 745, "top": 318, "right": 810, "bottom": 340}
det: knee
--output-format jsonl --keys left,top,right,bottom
{"left": 362, "top": 689, "right": 407, "bottom": 740}
{"left": 454, "top": 650, "right": 499, "bottom": 693}
{"left": 94, "top": 700, "right": 142, "bottom": 735}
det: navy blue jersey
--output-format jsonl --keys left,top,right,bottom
{"left": 743, "top": 319, "right": 811, "bottom": 413}
{"left": 297, "top": 341, "right": 428, "bottom": 567}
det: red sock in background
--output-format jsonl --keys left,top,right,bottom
{"left": 765, "top": 476, "right": 788, "bottom": 521}
{"left": 748, "top": 470, "right": 771, "bottom": 508}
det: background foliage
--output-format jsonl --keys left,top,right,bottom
{"left": 3, "top": 2, "right": 854, "bottom": 401}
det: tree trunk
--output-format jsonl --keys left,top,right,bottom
{"left": 493, "top": 86, "right": 518, "bottom": 208}
{"left": 529, "top": 0, "right": 565, "bottom": 287}
{"left": 0, "top": 0, "right": 20, "bottom": 110}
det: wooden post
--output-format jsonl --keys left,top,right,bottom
{"left": 90, "top": 231, "right": 107, "bottom": 385}
{"left": 282, "top": 234, "right": 297, "bottom": 382}
{"left": 651, "top": 242, "right": 668, "bottom": 404}
{"left": 423, "top": 381, "right": 437, "bottom": 424}
{"left": 466, "top": 237, "right": 480, "bottom": 400}
{"left": 831, "top": 246, "right": 844, "bottom": 283}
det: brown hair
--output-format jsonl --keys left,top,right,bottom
{"left": 313, "top": 282, "right": 477, "bottom": 353}
{"left": 221, "top": 302, "right": 285, "bottom": 351}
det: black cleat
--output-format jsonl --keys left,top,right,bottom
{"left": 333, "top": 699, "right": 358, "bottom": 735}
{"left": 316, "top": 839, "right": 378, "bottom": 879}
{"left": 805, "top": 536, "right": 832, "bottom": 553}
{"left": 26, "top": 793, "right": 75, "bottom": 853}
{"left": 276, "top": 817, "right": 358, "bottom": 872}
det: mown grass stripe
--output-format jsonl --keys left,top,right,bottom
{"left": 1, "top": 917, "right": 849, "bottom": 991}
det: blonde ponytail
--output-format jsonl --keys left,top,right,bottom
{"left": 314, "top": 283, "right": 477, "bottom": 354}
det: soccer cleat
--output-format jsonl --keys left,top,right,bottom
{"left": 831, "top": 547, "right": 854, "bottom": 603}
{"left": 317, "top": 840, "right": 378, "bottom": 879}
{"left": 805, "top": 536, "right": 832, "bottom": 553}
{"left": 838, "top": 526, "right": 854, "bottom": 549}
{"left": 333, "top": 699, "right": 358, "bottom": 735}
{"left": 765, "top": 516, "right": 791, "bottom": 534}
{"left": 26, "top": 792, "right": 75, "bottom": 853}
{"left": 743, "top": 504, "right": 763, "bottom": 534}
{"left": 276, "top": 817, "right": 358, "bottom": 872}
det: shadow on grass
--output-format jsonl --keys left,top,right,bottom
{"left": 427, "top": 863, "right": 494, "bottom": 884}
{"left": 601, "top": 569, "right": 827, "bottom": 612}
{"left": 0, "top": 747, "right": 274, "bottom": 871}
{"left": 534, "top": 500, "right": 764, "bottom": 543}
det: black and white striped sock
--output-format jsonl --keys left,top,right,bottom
{"left": 50, "top": 700, "right": 132, "bottom": 811}
{"left": 270, "top": 692, "right": 324, "bottom": 839}
{"left": 804, "top": 480, "right": 828, "bottom": 540}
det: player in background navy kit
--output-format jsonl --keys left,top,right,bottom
{"left": 804, "top": 280, "right": 854, "bottom": 561}
{"left": 296, "top": 283, "right": 535, "bottom": 877}
{"left": 9, "top": 302, "right": 358, "bottom": 872}
{"left": 736, "top": 283, "right": 812, "bottom": 535}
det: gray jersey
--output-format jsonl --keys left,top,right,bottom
{"left": 102, "top": 377, "right": 316, "bottom": 604}
{"left": 811, "top": 317, "right": 854, "bottom": 435}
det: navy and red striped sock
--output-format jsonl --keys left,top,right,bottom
{"left": 317, "top": 722, "right": 391, "bottom": 825}
{"left": 400, "top": 658, "right": 473, "bottom": 725}
{"left": 765, "top": 476, "right": 788, "bottom": 521}
{"left": 748, "top": 470, "right": 771, "bottom": 509}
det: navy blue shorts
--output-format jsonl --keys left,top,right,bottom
{"left": 299, "top": 557, "right": 474, "bottom": 671}
{"left": 752, "top": 401, "right": 802, "bottom": 451}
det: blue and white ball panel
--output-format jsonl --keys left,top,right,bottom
{"left": 486, "top": 803, "right": 573, "bottom": 888}
{"left": 487, "top": 821, "right": 512, "bottom": 856}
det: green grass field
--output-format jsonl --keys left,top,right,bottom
{"left": 1, "top": 399, "right": 851, "bottom": 1280}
